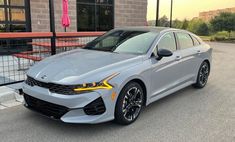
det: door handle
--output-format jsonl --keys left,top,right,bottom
{"left": 175, "top": 56, "right": 182, "bottom": 61}
{"left": 197, "top": 50, "right": 201, "bottom": 54}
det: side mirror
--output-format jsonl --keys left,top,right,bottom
{"left": 156, "top": 49, "right": 173, "bottom": 60}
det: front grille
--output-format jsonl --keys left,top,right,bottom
{"left": 24, "top": 93, "right": 69, "bottom": 119}
{"left": 83, "top": 97, "right": 106, "bottom": 115}
{"left": 25, "top": 76, "right": 81, "bottom": 95}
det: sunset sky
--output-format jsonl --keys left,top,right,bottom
{"left": 147, "top": 0, "right": 235, "bottom": 20}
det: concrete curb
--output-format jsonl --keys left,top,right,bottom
{"left": 0, "top": 84, "right": 23, "bottom": 110}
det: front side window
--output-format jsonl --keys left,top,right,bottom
{"left": 84, "top": 30, "right": 158, "bottom": 55}
{"left": 176, "top": 33, "right": 194, "bottom": 50}
{"left": 77, "top": 0, "right": 114, "bottom": 31}
{"left": 158, "top": 33, "right": 177, "bottom": 52}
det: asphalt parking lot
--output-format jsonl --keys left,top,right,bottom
{"left": 0, "top": 42, "right": 234, "bottom": 142}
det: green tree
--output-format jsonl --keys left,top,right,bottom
{"left": 210, "top": 12, "right": 235, "bottom": 36}
{"left": 197, "top": 23, "right": 209, "bottom": 36}
{"left": 181, "top": 19, "right": 189, "bottom": 30}
{"left": 172, "top": 19, "right": 183, "bottom": 29}
{"left": 187, "top": 19, "right": 209, "bottom": 36}
{"left": 187, "top": 19, "right": 202, "bottom": 33}
{"left": 159, "top": 15, "right": 170, "bottom": 27}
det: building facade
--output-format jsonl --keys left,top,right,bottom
{"left": 199, "top": 7, "right": 235, "bottom": 22}
{"left": 0, "top": 0, "right": 147, "bottom": 32}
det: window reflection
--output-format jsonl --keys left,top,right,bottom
{"left": 10, "top": 24, "right": 26, "bottom": 32}
{"left": 0, "top": 8, "right": 5, "bottom": 21}
{"left": 97, "top": 0, "right": 113, "bottom": 4}
{"left": 77, "top": 0, "right": 95, "bottom": 3}
{"left": 77, "top": 0, "right": 114, "bottom": 31}
{"left": 10, "top": 0, "right": 24, "bottom": 6}
{"left": 77, "top": 4, "right": 95, "bottom": 31}
{"left": 0, "top": 24, "right": 6, "bottom": 32}
{"left": 0, "top": 0, "right": 28, "bottom": 32}
{"left": 76, "top": 0, "right": 113, "bottom": 4}
{"left": 11, "top": 9, "right": 25, "bottom": 22}
{"left": 0, "top": 0, "right": 4, "bottom": 5}
{"left": 97, "top": 5, "right": 113, "bottom": 31}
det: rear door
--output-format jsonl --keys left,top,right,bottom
{"left": 175, "top": 32, "right": 199, "bottom": 83}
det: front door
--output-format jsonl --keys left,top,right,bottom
{"left": 150, "top": 32, "right": 182, "bottom": 99}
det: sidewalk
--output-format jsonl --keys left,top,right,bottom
{"left": 0, "top": 83, "right": 23, "bottom": 110}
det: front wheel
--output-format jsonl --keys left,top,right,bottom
{"left": 114, "top": 82, "right": 144, "bottom": 125}
{"left": 193, "top": 61, "right": 210, "bottom": 88}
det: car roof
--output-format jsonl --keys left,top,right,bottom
{"left": 114, "top": 26, "right": 180, "bottom": 33}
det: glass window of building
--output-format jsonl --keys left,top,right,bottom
{"left": 77, "top": 0, "right": 114, "bottom": 31}
{"left": 0, "top": 0, "right": 30, "bottom": 32}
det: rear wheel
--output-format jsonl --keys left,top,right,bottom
{"left": 193, "top": 61, "right": 210, "bottom": 88}
{"left": 114, "top": 82, "right": 144, "bottom": 125}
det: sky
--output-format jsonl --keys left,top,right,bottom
{"left": 147, "top": 0, "right": 235, "bottom": 20}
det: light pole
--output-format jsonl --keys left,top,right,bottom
{"left": 49, "top": 0, "right": 56, "bottom": 55}
{"left": 155, "top": 0, "right": 160, "bottom": 26}
{"left": 170, "top": 0, "right": 173, "bottom": 27}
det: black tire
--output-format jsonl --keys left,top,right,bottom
{"left": 193, "top": 61, "right": 210, "bottom": 88}
{"left": 114, "top": 82, "right": 144, "bottom": 125}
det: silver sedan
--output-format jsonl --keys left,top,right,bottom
{"left": 22, "top": 27, "right": 212, "bottom": 125}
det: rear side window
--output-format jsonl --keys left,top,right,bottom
{"left": 176, "top": 33, "right": 194, "bottom": 50}
{"left": 191, "top": 35, "right": 200, "bottom": 46}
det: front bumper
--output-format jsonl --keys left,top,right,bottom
{"left": 22, "top": 83, "right": 117, "bottom": 124}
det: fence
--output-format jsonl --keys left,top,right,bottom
{"left": 0, "top": 32, "right": 105, "bottom": 86}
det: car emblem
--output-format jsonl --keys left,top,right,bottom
{"left": 41, "top": 75, "right": 47, "bottom": 79}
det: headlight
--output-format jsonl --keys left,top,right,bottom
{"left": 74, "top": 73, "right": 119, "bottom": 92}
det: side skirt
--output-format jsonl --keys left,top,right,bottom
{"left": 147, "top": 81, "right": 194, "bottom": 105}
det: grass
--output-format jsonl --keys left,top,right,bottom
{"left": 200, "top": 36, "right": 211, "bottom": 41}
{"left": 200, "top": 31, "right": 235, "bottom": 43}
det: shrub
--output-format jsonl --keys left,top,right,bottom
{"left": 215, "top": 31, "right": 230, "bottom": 37}
{"left": 212, "top": 31, "right": 229, "bottom": 41}
{"left": 214, "top": 36, "right": 226, "bottom": 41}
{"left": 230, "top": 31, "right": 235, "bottom": 38}
{"left": 229, "top": 37, "right": 235, "bottom": 40}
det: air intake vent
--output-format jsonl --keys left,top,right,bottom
{"left": 24, "top": 93, "right": 69, "bottom": 119}
{"left": 83, "top": 97, "right": 106, "bottom": 115}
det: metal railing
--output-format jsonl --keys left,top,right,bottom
{"left": 0, "top": 32, "right": 105, "bottom": 86}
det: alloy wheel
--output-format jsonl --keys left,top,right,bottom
{"left": 122, "top": 87, "right": 143, "bottom": 121}
{"left": 199, "top": 62, "right": 209, "bottom": 86}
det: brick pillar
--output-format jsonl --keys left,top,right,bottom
{"left": 115, "top": 0, "right": 147, "bottom": 27}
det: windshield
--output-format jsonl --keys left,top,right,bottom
{"left": 84, "top": 30, "right": 158, "bottom": 55}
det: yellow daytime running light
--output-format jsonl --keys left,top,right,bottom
{"left": 74, "top": 73, "right": 119, "bottom": 92}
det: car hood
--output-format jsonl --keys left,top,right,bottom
{"left": 27, "top": 49, "right": 143, "bottom": 84}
